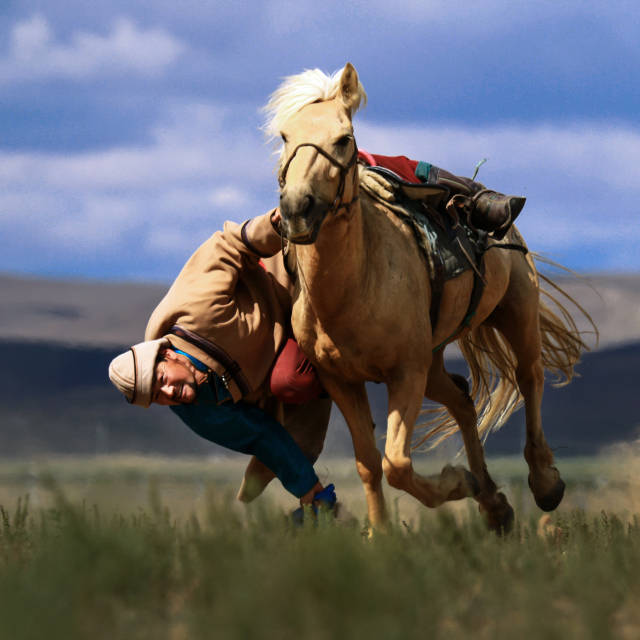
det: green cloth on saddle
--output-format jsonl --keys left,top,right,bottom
{"left": 414, "top": 161, "right": 433, "bottom": 183}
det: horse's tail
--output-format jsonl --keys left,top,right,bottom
{"left": 412, "top": 254, "right": 598, "bottom": 451}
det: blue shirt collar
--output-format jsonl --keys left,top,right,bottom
{"left": 172, "top": 348, "right": 209, "bottom": 373}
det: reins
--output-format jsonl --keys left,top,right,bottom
{"left": 484, "top": 242, "right": 528, "bottom": 255}
{"left": 278, "top": 142, "right": 360, "bottom": 215}
{"left": 277, "top": 141, "right": 360, "bottom": 311}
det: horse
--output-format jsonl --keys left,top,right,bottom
{"left": 265, "top": 63, "right": 592, "bottom": 532}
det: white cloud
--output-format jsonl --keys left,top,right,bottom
{"left": 263, "top": 0, "right": 595, "bottom": 37}
{"left": 0, "top": 104, "right": 273, "bottom": 191}
{"left": 208, "top": 186, "right": 250, "bottom": 208}
{"left": 2, "top": 109, "right": 639, "bottom": 277}
{"left": 0, "top": 101, "right": 274, "bottom": 268}
{"left": 11, "top": 12, "right": 52, "bottom": 58}
{"left": 356, "top": 121, "right": 640, "bottom": 195}
{"left": 145, "top": 228, "right": 196, "bottom": 256}
{"left": 50, "top": 195, "right": 141, "bottom": 249}
{"left": 0, "top": 14, "right": 185, "bottom": 82}
{"left": 355, "top": 119, "right": 640, "bottom": 263}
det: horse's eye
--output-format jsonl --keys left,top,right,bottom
{"left": 281, "top": 133, "right": 288, "bottom": 144}
{"left": 336, "top": 135, "right": 352, "bottom": 148}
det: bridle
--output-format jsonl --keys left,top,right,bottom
{"left": 278, "top": 141, "right": 360, "bottom": 216}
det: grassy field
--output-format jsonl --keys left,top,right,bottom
{"left": 1, "top": 452, "right": 639, "bottom": 639}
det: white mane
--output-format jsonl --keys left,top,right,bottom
{"left": 262, "top": 65, "right": 367, "bottom": 146}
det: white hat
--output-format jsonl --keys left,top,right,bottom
{"left": 108, "top": 338, "right": 169, "bottom": 407}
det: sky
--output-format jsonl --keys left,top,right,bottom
{"left": 1, "top": 0, "right": 639, "bottom": 282}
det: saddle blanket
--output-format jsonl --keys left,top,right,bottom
{"left": 358, "top": 164, "right": 487, "bottom": 284}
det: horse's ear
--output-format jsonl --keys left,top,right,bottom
{"left": 338, "top": 63, "right": 360, "bottom": 115}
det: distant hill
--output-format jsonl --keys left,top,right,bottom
{"left": 1, "top": 271, "right": 639, "bottom": 350}
{"left": 2, "top": 272, "right": 639, "bottom": 459}
{"left": 1, "top": 338, "right": 638, "bottom": 458}
{"left": 0, "top": 340, "right": 213, "bottom": 457}
{"left": 0, "top": 273, "right": 166, "bottom": 347}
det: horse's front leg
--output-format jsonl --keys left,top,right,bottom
{"left": 320, "top": 376, "right": 388, "bottom": 529}
{"left": 383, "top": 370, "right": 479, "bottom": 508}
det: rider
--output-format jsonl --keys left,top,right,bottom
{"left": 108, "top": 209, "right": 335, "bottom": 511}
{"left": 357, "top": 150, "right": 525, "bottom": 239}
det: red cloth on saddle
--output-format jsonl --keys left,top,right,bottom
{"left": 358, "top": 150, "right": 420, "bottom": 184}
{"left": 270, "top": 338, "right": 324, "bottom": 404}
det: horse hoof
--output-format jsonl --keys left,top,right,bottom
{"left": 479, "top": 492, "right": 514, "bottom": 535}
{"left": 440, "top": 465, "right": 479, "bottom": 500}
{"left": 529, "top": 472, "right": 565, "bottom": 512}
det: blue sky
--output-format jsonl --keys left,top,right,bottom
{"left": 1, "top": 1, "right": 639, "bottom": 281}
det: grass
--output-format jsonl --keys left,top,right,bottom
{"left": 0, "top": 454, "right": 639, "bottom": 639}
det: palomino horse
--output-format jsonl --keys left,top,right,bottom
{"left": 265, "top": 63, "right": 591, "bottom": 532}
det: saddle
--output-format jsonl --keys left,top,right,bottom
{"left": 359, "top": 165, "right": 489, "bottom": 342}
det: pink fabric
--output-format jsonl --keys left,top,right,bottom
{"left": 357, "top": 149, "right": 377, "bottom": 167}
{"left": 270, "top": 338, "right": 323, "bottom": 404}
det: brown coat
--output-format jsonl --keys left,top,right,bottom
{"left": 144, "top": 210, "right": 331, "bottom": 500}
{"left": 144, "top": 210, "right": 291, "bottom": 402}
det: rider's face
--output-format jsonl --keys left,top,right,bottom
{"left": 152, "top": 355, "right": 198, "bottom": 405}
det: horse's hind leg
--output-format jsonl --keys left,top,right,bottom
{"left": 383, "top": 370, "right": 479, "bottom": 509}
{"left": 425, "top": 352, "right": 514, "bottom": 533}
{"left": 514, "top": 341, "right": 565, "bottom": 511}
{"left": 491, "top": 264, "right": 565, "bottom": 511}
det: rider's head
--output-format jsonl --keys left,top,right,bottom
{"left": 108, "top": 340, "right": 199, "bottom": 407}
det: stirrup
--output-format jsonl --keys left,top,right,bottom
{"left": 492, "top": 195, "right": 526, "bottom": 240}
{"left": 471, "top": 189, "right": 526, "bottom": 239}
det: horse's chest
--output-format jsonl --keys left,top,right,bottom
{"left": 291, "top": 281, "right": 422, "bottom": 381}
{"left": 296, "top": 319, "right": 385, "bottom": 381}
{"left": 316, "top": 336, "right": 373, "bottom": 380}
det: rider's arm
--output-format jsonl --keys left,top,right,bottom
{"left": 169, "top": 400, "right": 319, "bottom": 498}
{"left": 203, "top": 209, "right": 282, "bottom": 303}
{"left": 144, "top": 209, "right": 282, "bottom": 342}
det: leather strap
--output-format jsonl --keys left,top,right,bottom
{"left": 484, "top": 242, "right": 528, "bottom": 255}
{"left": 168, "top": 325, "right": 251, "bottom": 396}
{"left": 279, "top": 142, "right": 360, "bottom": 232}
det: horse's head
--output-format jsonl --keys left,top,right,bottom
{"left": 264, "top": 63, "right": 366, "bottom": 244}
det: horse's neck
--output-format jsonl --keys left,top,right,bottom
{"left": 295, "top": 205, "right": 367, "bottom": 318}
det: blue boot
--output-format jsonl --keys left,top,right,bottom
{"left": 291, "top": 483, "right": 337, "bottom": 525}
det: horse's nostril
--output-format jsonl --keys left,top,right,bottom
{"left": 280, "top": 192, "right": 315, "bottom": 219}
{"left": 302, "top": 194, "right": 315, "bottom": 215}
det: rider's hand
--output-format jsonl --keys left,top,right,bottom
{"left": 299, "top": 481, "right": 323, "bottom": 506}
{"left": 270, "top": 208, "right": 282, "bottom": 234}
